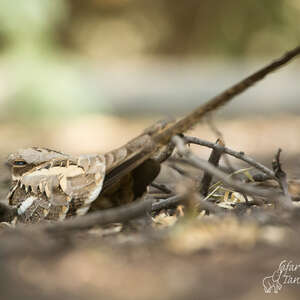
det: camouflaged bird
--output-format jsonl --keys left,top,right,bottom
{"left": 8, "top": 148, "right": 106, "bottom": 223}
{"left": 7, "top": 47, "right": 300, "bottom": 223}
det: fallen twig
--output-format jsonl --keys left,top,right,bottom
{"left": 200, "top": 139, "right": 224, "bottom": 196}
{"left": 251, "top": 173, "right": 273, "bottom": 182}
{"left": 172, "top": 135, "right": 292, "bottom": 207}
{"left": 152, "top": 195, "right": 183, "bottom": 212}
{"left": 184, "top": 135, "right": 276, "bottom": 180}
{"left": 150, "top": 182, "right": 173, "bottom": 194}
{"left": 272, "top": 148, "right": 291, "bottom": 201}
{"left": 41, "top": 198, "right": 153, "bottom": 234}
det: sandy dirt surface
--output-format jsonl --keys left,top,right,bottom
{"left": 1, "top": 114, "right": 300, "bottom": 300}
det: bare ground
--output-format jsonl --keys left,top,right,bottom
{"left": 1, "top": 114, "right": 300, "bottom": 300}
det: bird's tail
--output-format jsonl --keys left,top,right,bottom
{"left": 103, "top": 46, "right": 300, "bottom": 189}
{"left": 152, "top": 46, "right": 300, "bottom": 145}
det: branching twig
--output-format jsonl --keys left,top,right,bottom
{"left": 184, "top": 135, "right": 276, "bottom": 180}
{"left": 205, "top": 115, "right": 235, "bottom": 173}
{"left": 272, "top": 149, "right": 291, "bottom": 201}
{"left": 172, "top": 136, "right": 292, "bottom": 207}
{"left": 200, "top": 139, "right": 224, "bottom": 196}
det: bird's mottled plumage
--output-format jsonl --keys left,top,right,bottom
{"left": 8, "top": 148, "right": 105, "bottom": 223}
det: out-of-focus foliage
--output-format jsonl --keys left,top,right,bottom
{"left": 0, "top": 0, "right": 104, "bottom": 120}
{"left": 0, "top": 0, "right": 299, "bottom": 120}
{"left": 63, "top": 0, "right": 300, "bottom": 58}
{"left": 0, "top": 0, "right": 66, "bottom": 43}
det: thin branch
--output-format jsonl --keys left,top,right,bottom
{"left": 154, "top": 46, "right": 300, "bottom": 144}
{"left": 184, "top": 136, "right": 276, "bottom": 180}
{"left": 41, "top": 198, "right": 153, "bottom": 234}
{"left": 172, "top": 136, "right": 292, "bottom": 207}
{"left": 150, "top": 182, "right": 173, "bottom": 194}
{"left": 152, "top": 195, "right": 183, "bottom": 212}
{"left": 151, "top": 193, "right": 222, "bottom": 214}
{"left": 200, "top": 139, "right": 224, "bottom": 196}
{"left": 272, "top": 148, "right": 291, "bottom": 201}
{"left": 205, "top": 115, "right": 235, "bottom": 173}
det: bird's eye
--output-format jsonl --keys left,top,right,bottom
{"left": 13, "top": 160, "right": 27, "bottom": 166}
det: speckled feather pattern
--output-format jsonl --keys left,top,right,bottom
{"left": 8, "top": 150, "right": 106, "bottom": 223}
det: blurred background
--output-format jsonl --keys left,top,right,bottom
{"left": 0, "top": 0, "right": 299, "bottom": 157}
{"left": 1, "top": 3, "right": 300, "bottom": 299}
{"left": 0, "top": 0, "right": 300, "bottom": 300}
